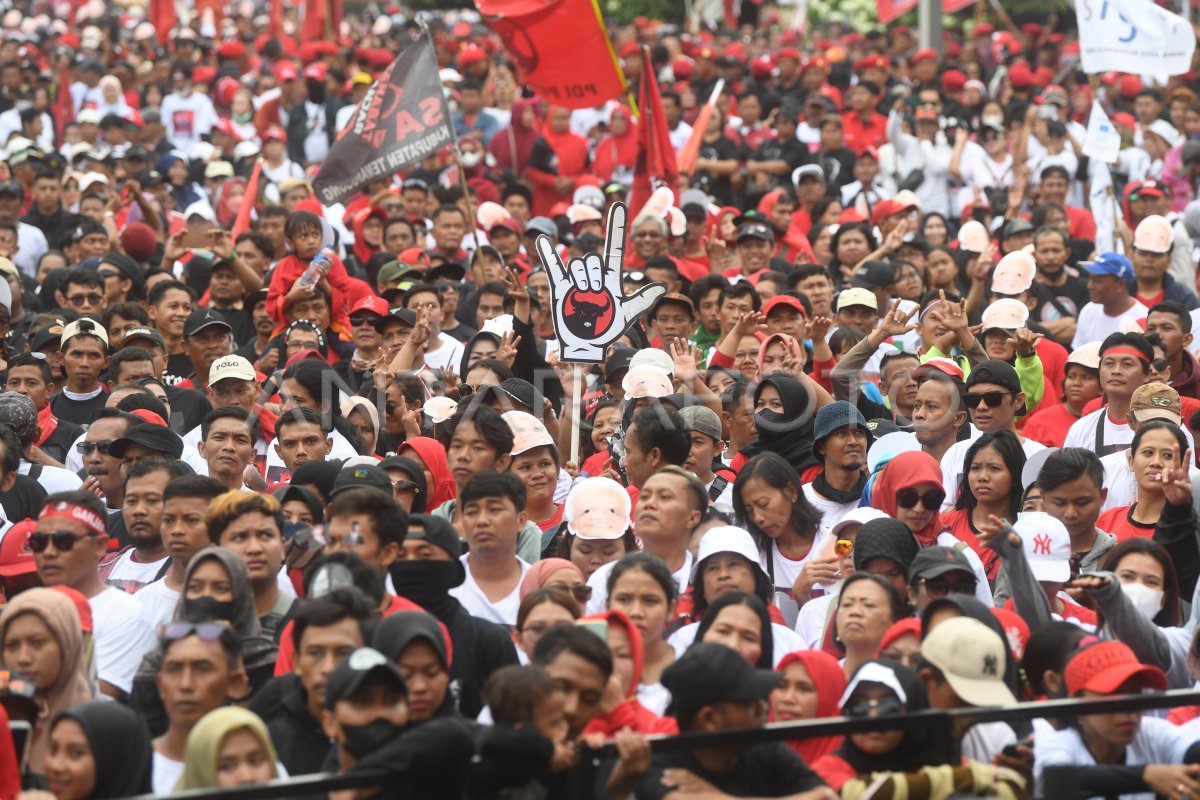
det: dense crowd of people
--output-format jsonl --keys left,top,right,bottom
{"left": 4, "top": 2, "right": 1200, "bottom": 799}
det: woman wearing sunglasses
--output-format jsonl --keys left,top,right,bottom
{"left": 0, "top": 587, "right": 93, "bottom": 776}
{"left": 870, "top": 450, "right": 993, "bottom": 605}
{"left": 518, "top": 558, "right": 590, "bottom": 607}
{"left": 941, "top": 431, "right": 1026, "bottom": 581}
{"left": 1097, "top": 421, "right": 1195, "bottom": 543}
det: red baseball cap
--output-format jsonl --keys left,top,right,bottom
{"left": 350, "top": 295, "right": 389, "bottom": 317}
{"left": 912, "top": 357, "right": 965, "bottom": 381}
{"left": 398, "top": 248, "right": 432, "bottom": 268}
{"left": 870, "top": 197, "right": 916, "bottom": 225}
{"left": 274, "top": 61, "right": 299, "bottom": 82}
{"left": 763, "top": 295, "right": 807, "bottom": 318}
{"left": 304, "top": 62, "right": 328, "bottom": 81}
{"left": 1065, "top": 641, "right": 1166, "bottom": 695}
{"left": 488, "top": 217, "right": 522, "bottom": 235}
{"left": 0, "top": 520, "right": 35, "bottom": 577}
{"left": 263, "top": 126, "right": 287, "bottom": 142}
{"left": 911, "top": 48, "right": 938, "bottom": 64}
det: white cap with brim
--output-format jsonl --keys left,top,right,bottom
{"left": 830, "top": 507, "right": 890, "bottom": 539}
{"left": 691, "top": 526, "right": 766, "bottom": 584}
{"left": 1013, "top": 511, "right": 1070, "bottom": 583}
{"left": 208, "top": 355, "right": 256, "bottom": 384}
{"left": 920, "top": 616, "right": 1018, "bottom": 707}
{"left": 840, "top": 661, "right": 908, "bottom": 708}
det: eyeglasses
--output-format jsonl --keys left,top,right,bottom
{"left": 349, "top": 315, "right": 377, "bottom": 327}
{"left": 67, "top": 294, "right": 103, "bottom": 306}
{"left": 918, "top": 576, "right": 978, "bottom": 598}
{"left": 160, "top": 621, "right": 230, "bottom": 642}
{"left": 558, "top": 583, "right": 592, "bottom": 604}
{"left": 895, "top": 488, "right": 946, "bottom": 510}
{"left": 964, "top": 391, "right": 1016, "bottom": 410}
{"left": 834, "top": 539, "right": 854, "bottom": 558}
{"left": 76, "top": 440, "right": 114, "bottom": 455}
{"left": 844, "top": 697, "right": 904, "bottom": 718}
{"left": 28, "top": 531, "right": 97, "bottom": 553}
{"left": 392, "top": 480, "right": 418, "bottom": 494}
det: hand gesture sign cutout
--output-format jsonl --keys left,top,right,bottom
{"left": 535, "top": 202, "right": 666, "bottom": 363}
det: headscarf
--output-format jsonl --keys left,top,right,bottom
{"left": 175, "top": 707, "right": 279, "bottom": 790}
{"left": 372, "top": 612, "right": 456, "bottom": 718}
{"left": 775, "top": 650, "right": 847, "bottom": 764}
{"left": 740, "top": 375, "right": 818, "bottom": 474}
{"left": 920, "top": 595, "right": 1021, "bottom": 698}
{"left": 399, "top": 437, "right": 457, "bottom": 507}
{"left": 349, "top": 206, "right": 386, "bottom": 267}
{"left": 213, "top": 176, "right": 248, "bottom": 228}
{"left": 871, "top": 451, "right": 945, "bottom": 546}
{"left": 587, "top": 609, "right": 644, "bottom": 698}
{"left": 835, "top": 659, "right": 931, "bottom": 774}
{"left": 52, "top": 701, "right": 152, "bottom": 798}
{"left": 458, "top": 331, "right": 502, "bottom": 378}
{"left": 0, "top": 588, "right": 92, "bottom": 773}
{"left": 488, "top": 97, "right": 542, "bottom": 175}
{"left": 519, "top": 558, "right": 584, "bottom": 600}
{"left": 593, "top": 105, "right": 638, "bottom": 182}
{"left": 693, "top": 591, "right": 774, "bottom": 670}
{"left": 341, "top": 396, "right": 380, "bottom": 455}
{"left": 137, "top": 547, "right": 278, "bottom": 680}
{"left": 756, "top": 333, "right": 804, "bottom": 381}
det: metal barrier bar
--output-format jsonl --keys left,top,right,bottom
{"left": 119, "top": 689, "right": 1200, "bottom": 800}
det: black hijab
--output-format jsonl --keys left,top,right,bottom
{"left": 692, "top": 590, "right": 774, "bottom": 670}
{"left": 836, "top": 659, "right": 932, "bottom": 774}
{"left": 740, "top": 375, "right": 818, "bottom": 473}
{"left": 381, "top": 456, "right": 429, "bottom": 514}
{"left": 372, "top": 611, "right": 456, "bottom": 718}
{"left": 458, "top": 331, "right": 502, "bottom": 377}
{"left": 921, "top": 595, "right": 1021, "bottom": 698}
{"left": 53, "top": 701, "right": 152, "bottom": 798}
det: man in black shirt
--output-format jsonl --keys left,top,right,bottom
{"left": 49, "top": 319, "right": 109, "bottom": 427}
{"left": 4, "top": 353, "right": 82, "bottom": 463}
{"left": 637, "top": 643, "right": 834, "bottom": 800}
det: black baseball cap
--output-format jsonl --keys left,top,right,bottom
{"left": 402, "top": 514, "right": 467, "bottom": 566}
{"left": 663, "top": 642, "right": 782, "bottom": 718}
{"left": 849, "top": 260, "right": 895, "bottom": 290}
{"left": 184, "top": 309, "right": 233, "bottom": 339}
{"left": 499, "top": 378, "right": 543, "bottom": 413}
{"left": 736, "top": 221, "right": 774, "bottom": 244}
{"left": 604, "top": 347, "right": 636, "bottom": 382}
{"left": 965, "top": 359, "right": 1021, "bottom": 393}
{"left": 379, "top": 456, "right": 427, "bottom": 513}
{"left": 373, "top": 308, "right": 417, "bottom": 333}
{"left": 109, "top": 422, "right": 184, "bottom": 460}
{"left": 908, "top": 546, "right": 974, "bottom": 583}
{"left": 99, "top": 252, "right": 141, "bottom": 282}
{"left": 120, "top": 326, "right": 166, "bottom": 351}
{"left": 323, "top": 647, "right": 407, "bottom": 710}
{"left": 330, "top": 463, "right": 394, "bottom": 498}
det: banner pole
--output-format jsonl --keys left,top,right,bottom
{"left": 570, "top": 364, "right": 583, "bottom": 464}
{"left": 455, "top": 148, "right": 486, "bottom": 259}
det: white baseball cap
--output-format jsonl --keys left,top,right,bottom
{"left": 1012, "top": 511, "right": 1070, "bottom": 583}
{"left": 691, "top": 525, "right": 766, "bottom": 582}
{"left": 1066, "top": 341, "right": 1102, "bottom": 371}
{"left": 622, "top": 366, "right": 673, "bottom": 399}
{"left": 830, "top": 507, "right": 890, "bottom": 539}
{"left": 208, "top": 355, "right": 256, "bottom": 384}
{"left": 920, "top": 616, "right": 1018, "bottom": 707}
{"left": 60, "top": 318, "right": 108, "bottom": 348}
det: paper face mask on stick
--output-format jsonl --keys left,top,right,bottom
{"left": 535, "top": 202, "right": 666, "bottom": 363}
{"left": 565, "top": 477, "right": 632, "bottom": 540}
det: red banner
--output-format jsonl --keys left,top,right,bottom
{"left": 476, "top": 0, "right": 627, "bottom": 110}
{"left": 877, "top": 0, "right": 916, "bottom": 24}
{"left": 150, "top": 0, "right": 176, "bottom": 45}
{"left": 53, "top": 67, "right": 72, "bottom": 147}
{"left": 629, "top": 47, "right": 678, "bottom": 217}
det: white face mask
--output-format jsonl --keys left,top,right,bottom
{"left": 1121, "top": 581, "right": 1164, "bottom": 620}
{"left": 460, "top": 150, "right": 483, "bottom": 168}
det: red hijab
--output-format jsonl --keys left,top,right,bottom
{"left": 582, "top": 610, "right": 678, "bottom": 736}
{"left": 399, "top": 437, "right": 457, "bottom": 508}
{"left": 775, "top": 650, "right": 847, "bottom": 763}
{"left": 593, "top": 105, "right": 639, "bottom": 182}
{"left": 872, "top": 450, "right": 945, "bottom": 546}
{"left": 489, "top": 97, "right": 543, "bottom": 175}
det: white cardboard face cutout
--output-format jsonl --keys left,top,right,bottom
{"left": 565, "top": 477, "right": 631, "bottom": 540}
{"left": 534, "top": 202, "right": 666, "bottom": 364}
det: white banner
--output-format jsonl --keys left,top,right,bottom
{"left": 1083, "top": 101, "right": 1122, "bottom": 163}
{"left": 1075, "top": 0, "right": 1196, "bottom": 75}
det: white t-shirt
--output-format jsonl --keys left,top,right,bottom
{"left": 136, "top": 577, "right": 181, "bottom": 633}
{"left": 1060, "top": 407, "right": 1197, "bottom": 457}
{"left": 939, "top": 435, "right": 1047, "bottom": 510}
{"left": 423, "top": 335, "right": 466, "bottom": 373}
{"left": 90, "top": 586, "right": 157, "bottom": 694}
{"left": 638, "top": 681, "right": 670, "bottom": 717}
{"left": 802, "top": 483, "right": 859, "bottom": 538}
{"left": 105, "top": 550, "right": 169, "bottom": 594}
{"left": 666, "top": 620, "right": 806, "bottom": 668}
{"left": 794, "top": 593, "right": 835, "bottom": 648}
{"left": 706, "top": 475, "right": 734, "bottom": 508}
{"left": 153, "top": 752, "right": 184, "bottom": 795}
{"left": 1035, "top": 716, "right": 1194, "bottom": 800}
{"left": 1072, "top": 300, "right": 1150, "bottom": 349}
{"left": 448, "top": 554, "right": 530, "bottom": 628}
{"left": 587, "top": 550, "right": 693, "bottom": 615}
{"left": 263, "top": 428, "right": 360, "bottom": 482}
{"left": 160, "top": 92, "right": 218, "bottom": 149}
{"left": 1099, "top": 447, "right": 1199, "bottom": 510}
{"left": 963, "top": 721, "right": 1017, "bottom": 765}
{"left": 19, "top": 461, "right": 82, "bottom": 494}
{"left": 179, "top": 423, "right": 266, "bottom": 476}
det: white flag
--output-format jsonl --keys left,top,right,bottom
{"left": 1083, "top": 101, "right": 1122, "bottom": 163}
{"left": 1075, "top": 0, "right": 1195, "bottom": 75}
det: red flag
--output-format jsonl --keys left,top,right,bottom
{"left": 943, "top": 0, "right": 977, "bottom": 11}
{"left": 268, "top": 0, "right": 283, "bottom": 38}
{"left": 628, "top": 47, "right": 678, "bottom": 218}
{"left": 302, "top": 0, "right": 341, "bottom": 42}
{"left": 678, "top": 79, "right": 724, "bottom": 175}
{"left": 877, "top": 0, "right": 916, "bottom": 24}
{"left": 53, "top": 67, "right": 73, "bottom": 148}
{"left": 476, "top": 0, "right": 627, "bottom": 110}
{"left": 150, "top": 0, "right": 176, "bottom": 45}
{"left": 232, "top": 161, "right": 262, "bottom": 239}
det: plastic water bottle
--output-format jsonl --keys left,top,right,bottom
{"left": 296, "top": 247, "right": 335, "bottom": 291}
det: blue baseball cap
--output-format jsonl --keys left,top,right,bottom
{"left": 1083, "top": 252, "right": 1135, "bottom": 284}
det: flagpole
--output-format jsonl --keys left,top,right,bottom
{"left": 570, "top": 365, "right": 582, "bottom": 464}
{"left": 454, "top": 149, "right": 485, "bottom": 259}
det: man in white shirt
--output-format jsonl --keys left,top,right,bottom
{"left": 449, "top": 471, "right": 530, "bottom": 629}
{"left": 1065, "top": 332, "right": 1158, "bottom": 455}
{"left": 33, "top": 490, "right": 156, "bottom": 699}
{"left": 1073, "top": 253, "right": 1148, "bottom": 349}
{"left": 151, "top": 625, "right": 250, "bottom": 793}
{"left": 159, "top": 63, "right": 217, "bottom": 151}
{"left": 804, "top": 401, "right": 870, "bottom": 536}
{"left": 103, "top": 458, "right": 191, "bottom": 593}
{"left": 587, "top": 466, "right": 706, "bottom": 614}
{"left": 401, "top": 282, "right": 464, "bottom": 373}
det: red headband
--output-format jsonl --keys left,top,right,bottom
{"left": 38, "top": 502, "right": 106, "bottom": 536}
{"left": 1102, "top": 345, "right": 1149, "bottom": 363}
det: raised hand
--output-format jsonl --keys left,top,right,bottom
{"left": 1162, "top": 448, "right": 1194, "bottom": 507}
{"left": 734, "top": 309, "right": 767, "bottom": 337}
{"left": 874, "top": 303, "right": 918, "bottom": 339}
{"left": 1007, "top": 326, "right": 1044, "bottom": 358}
{"left": 938, "top": 290, "right": 971, "bottom": 334}
{"left": 535, "top": 202, "right": 666, "bottom": 362}
{"left": 808, "top": 315, "right": 834, "bottom": 341}
{"left": 495, "top": 330, "right": 521, "bottom": 367}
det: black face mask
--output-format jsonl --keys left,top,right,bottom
{"left": 340, "top": 718, "right": 404, "bottom": 758}
{"left": 181, "top": 595, "right": 236, "bottom": 623}
{"left": 389, "top": 560, "right": 463, "bottom": 609}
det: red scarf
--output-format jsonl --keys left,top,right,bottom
{"left": 36, "top": 403, "right": 58, "bottom": 448}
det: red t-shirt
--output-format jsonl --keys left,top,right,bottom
{"left": 1096, "top": 505, "right": 1156, "bottom": 541}
{"left": 940, "top": 509, "right": 1001, "bottom": 580}
{"left": 1021, "top": 402, "right": 1082, "bottom": 448}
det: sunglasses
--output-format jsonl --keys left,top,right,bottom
{"left": 28, "top": 531, "right": 97, "bottom": 553}
{"left": 895, "top": 488, "right": 946, "bottom": 510}
{"left": 964, "top": 391, "right": 1015, "bottom": 409}
{"left": 834, "top": 539, "right": 854, "bottom": 558}
{"left": 76, "top": 440, "right": 114, "bottom": 455}
{"left": 918, "top": 576, "right": 977, "bottom": 598}
{"left": 392, "top": 480, "right": 419, "bottom": 494}
{"left": 160, "top": 621, "right": 230, "bottom": 642}
{"left": 349, "top": 315, "right": 377, "bottom": 327}
{"left": 557, "top": 583, "right": 593, "bottom": 604}
{"left": 844, "top": 696, "right": 904, "bottom": 718}
{"left": 67, "top": 294, "right": 103, "bottom": 306}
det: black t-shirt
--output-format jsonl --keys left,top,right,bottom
{"left": 41, "top": 417, "right": 83, "bottom": 464}
{"left": 211, "top": 306, "right": 257, "bottom": 349}
{"left": 636, "top": 742, "right": 828, "bottom": 799}
{"left": 49, "top": 389, "right": 108, "bottom": 428}
{"left": 164, "top": 352, "right": 194, "bottom": 386}
{"left": 746, "top": 136, "right": 812, "bottom": 207}
{"left": 165, "top": 385, "right": 213, "bottom": 433}
{"left": 1030, "top": 271, "right": 1089, "bottom": 329}
{"left": 695, "top": 136, "right": 746, "bottom": 205}
{"left": 0, "top": 474, "right": 46, "bottom": 525}
{"left": 817, "top": 147, "right": 857, "bottom": 190}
